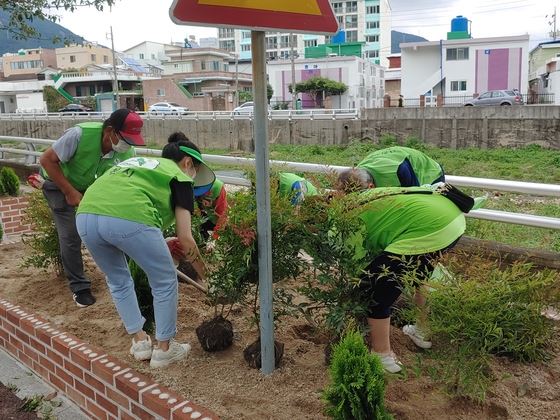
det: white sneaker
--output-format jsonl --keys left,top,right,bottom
{"left": 130, "top": 336, "right": 152, "bottom": 361}
{"left": 403, "top": 324, "right": 432, "bottom": 349}
{"left": 150, "top": 340, "right": 191, "bottom": 368}
{"left": 375, "top": 352, "right": 402, "bottom": 374}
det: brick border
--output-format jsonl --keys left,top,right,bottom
{"left": 0, "top": 194, "right": 33, "bottom": 237}
{"left": 0, "top": 298, "right": 219, "bottom": 420}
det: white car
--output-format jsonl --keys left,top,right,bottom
{"left": 233, "top": 101, "right": 272, "bottom": 115}
{"left": 148, "top": 102, "right": 189, "bottom": 115}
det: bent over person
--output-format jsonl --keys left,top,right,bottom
{"left": 76, "top": 137, "right": 215, "bottom": 368}
{"left": 339, "top": 185, "right": 465, "bottom": 373}
{"left": 337, "top": 146, "right": 445, "bottom": 190}
{"left": 39, "top": 109, "right": 145, "bottom": 307}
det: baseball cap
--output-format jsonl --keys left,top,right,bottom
{"left": 178, "top": 145, "right": 216, "bottom": 196}
{"left": 107, "top": 108, "right": 145, "bottom": 146}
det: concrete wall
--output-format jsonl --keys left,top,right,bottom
{"left": 1, "top": 106, "right": 559, "bottom": 150}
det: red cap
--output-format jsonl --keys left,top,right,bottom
{"left": 107, "top": 109, "right": 145, "bottom": 146}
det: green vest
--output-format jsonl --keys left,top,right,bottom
{"left": 357, "top": 146, "right": 443, "bottom": 187}
{"left": 278, "top": 173, "right": 318, "bottom": 202}
{"left": 356, "top": 187, "right": 465, "bottom": 257}
{"left": 78, "top": 157, "right": 192, "bottom": 229}
{"left": 197, "top": 179, "right": 224, "bottom": 224}
{"left": 43, "top": 123, "right": 134, "bottom": 192}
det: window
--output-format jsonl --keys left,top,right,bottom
{"left": 366, "top": 50, "right": 379, "bottom": 58}
{"left": 103, "top": 55, "right": 109, "bottom": 64}
{"left": 366, "top": 5, "right": 380, "bottom": 14}
{"left": 365, "top": 35, "right": 379, "bottom": 43}
{"left": 304, "top": 39, "right": 318, "bottom": 48}
{"left": 219, "top": 40, "right": 235, "bottom": 51}
{"left": 280, "top": 36, "right": 290, "bottom": 48}
{"left": 242, "top": 31, "right": 251, "bottom": 39}
{"left": 346, "top": 30, "right": 358, "bottom": 42}
{"left": 212, "top": 61, "right": 220, "bottom": 71}
{"left": 70, "top": 55, "right": 76, "bottom": 63}
{"left": 446, "top": 47, "right": 469, "bottom": 61}
{"left": 201, "top": 61, "right": 206, "bottom": 70}
{"left": 332, "top": 2, "right": 343, "bottom": 14}
{"left": 218, "top": 28, "right": 235, "bottom": 38}
{"left": 345, "top": 15, "right": 358, "bottom": 29}
{"left": 139, "top": 53, "right": 144, "bottom": 59}
{"left": 346, "top": 1, "right": 357, "bottom": 13}
{"left": 224, "top": 63, "right": 229, "bottom": 71}
{"left": 91, "top": 54, "right": 96, "bottom": 62}
{"left": 266, "top": 51, "right": 278, "bottom": 61}
{"left": 76, "top": 86, "right": 82, "bottom": 96}
{"left": 366, "top": 21, "right": 379, "bottom": 29}
{"left": 266, "top": 36, "right": 278, "bottom": 50}
{"left": 450, "top": 80, "right": 467, "bottom": 91}
{"left": 157, "top": 88, "right": 165, "bottom": 96}
{"left": 241, "top": 44, "right": 251, "bottom": 52}
{"left": 151, "top": 54, "right": 156, "bottom": 59}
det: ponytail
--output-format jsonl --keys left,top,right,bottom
{"left": 162, "top": 131, "right": 202, "bottom": 163}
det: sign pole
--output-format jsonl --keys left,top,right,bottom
{"left": 251, "top": 30, "right": 275, "bottom": 375}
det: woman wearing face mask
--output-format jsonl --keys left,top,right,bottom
{"left": 39, "top": 108, "right": 145, "bottom": 307}
{"left": 75, "top": 136, "right": 215, "bottom": 368}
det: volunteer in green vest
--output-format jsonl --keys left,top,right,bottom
{"left": 39, "top": 109, "right": 144, "bottom": 308}
{"left": 278, "top": 172, "right": 318, "bottom": 205}
{"left": 76, "top": 137, "right": 215, "bottom": 368}
{"left": 336, "top": 180, "right": 465, "bottom": 373}
{"left": 336, "top": 146, "right": 445, "bottom": 191}
{"left": 196, "top": 178, "right": 228, "bottom": 240}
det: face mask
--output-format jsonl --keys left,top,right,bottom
{"left": 184, "top": 163, "right": 197, "bottom": 179}
{"left": 112, "top": 138, "right": 131, "bottom": 153}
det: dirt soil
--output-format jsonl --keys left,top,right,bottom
{"left": 0, "top": 382, "right": 39, "bottom": 420}
{"left": 1, "top": 241, "right": 559, "bottom": 420}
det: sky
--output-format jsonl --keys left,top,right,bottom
{"left": 56, "top": 0, "right": 559, "bottom": 51}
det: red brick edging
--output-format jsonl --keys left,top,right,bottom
{"left": 0, "top": 195, "right": 33, "bottom": 237}
{"left": 0, "top": 298, "right": 219, "bottom": 420}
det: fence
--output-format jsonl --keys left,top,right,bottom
{"left": 384, "top": 93, "right": 556, "bottom": 108}
{"left": 1, "top": 135, "right": 559, "bottom": 231}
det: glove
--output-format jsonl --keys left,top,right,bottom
{"left": 165, "top": 237, "right": 185, "bottom": 262}
{"left": 27, "top": 173, "right": 45, "bottom": 189}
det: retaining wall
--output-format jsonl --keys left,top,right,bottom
{"left": 0, "top": 298, "right": 218, "bottom": 420}
{"left": 0, "top": 194, "right": 32, "bottom": 238}
{"left": 1, "top": 106, "right": 559, "bottom": 150}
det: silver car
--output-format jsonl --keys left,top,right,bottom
{"left": 464, "top": 90, "right": 524, "bottom": 106}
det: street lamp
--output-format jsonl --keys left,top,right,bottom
{"left": 106, "top": 26, "right": 120, "bottom": 111}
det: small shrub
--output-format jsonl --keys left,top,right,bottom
{"left": 378, "top": 134, "right": 397, "bottom": 147}
{"left": 129, "top": 259, "right": 154, "bottom": 334}
{"left": 21, "top": 191, "right": 62, "bottom": 273}
{"left": 0, "top": 220, "right": 3, "bottom": 242}
{"left": 0, "top": 167, "right": 20, "bottom": 196}
{"left": 323, "top": 329, "right": 392, "bottom": 420}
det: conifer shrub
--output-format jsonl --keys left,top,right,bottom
{"left": 323, "top": 329, "right": 392, "bottom": 420}
{"left": 128, "top": 259, "right": 155, "bottom": 334}
{"left": 0, "top": 167, "right": 20, "bottom": 196}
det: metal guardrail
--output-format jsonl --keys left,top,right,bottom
{"left": 1, "top": 136, "right": 559, "bottom": 230}
{"left": 0, "top": 108, "right": 360, "bottom": 121}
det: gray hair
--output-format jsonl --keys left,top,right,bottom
{"left": 336, "top": 168, "right": 374, "bottom": 193}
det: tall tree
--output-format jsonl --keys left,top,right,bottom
{"left": 293, "top": 77, "right": 348, "bottom": 108}
{"left": 0, "top": 1, "right": 116, "bottom": 39}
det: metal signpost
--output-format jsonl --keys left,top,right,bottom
{"left": 170, "top": 0, "right": 338, "bottom": 374}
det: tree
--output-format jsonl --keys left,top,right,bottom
{"left": 0, "top": 1, "right": 116, "bottom": 39}
{"left": 293, "top": 77, "right": 348, "bottom": 108}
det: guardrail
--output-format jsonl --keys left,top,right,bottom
{"left": 1, "top": 136, "right": 559, "bottom": 230}
{"left": 0, "top": 108, "right": 360, "bottom": 121}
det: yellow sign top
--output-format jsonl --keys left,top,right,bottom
{"left": 198, "top": 0, "right": 322, "bottom": 15}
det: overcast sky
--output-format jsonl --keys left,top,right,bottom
{"left": 57, "top": 0, "right": 558, "bottom": 51}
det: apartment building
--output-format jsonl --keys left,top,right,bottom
{"left": 1, "top": 48, "right": 57, "bottom": 79}
{"left": 217, "top": 0, "right": 391, "bottom": 66}
{"left": 56, "top": 44, "right": 113, "bottom": 70}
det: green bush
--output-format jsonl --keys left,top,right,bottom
{"left": 0, "top": 220, "right": 3, "bottom": 242}
{"left": 129, "top": 259, "right": 154, "bottom": 334}
{"left": 323, "top": 329, "right": 392, "bottom": 420}
{"left": 0, "top": 167, "right": 20, "bottom": 196}
{"left": 21, "top": 191, "right": 62, "bottom": 273}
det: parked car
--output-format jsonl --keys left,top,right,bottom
{"left": 464, "top": 90, "right": 524, "bottom": 106}
{"left": 58, "top": 104, "right": 94, "bottom": 114}
{"left": 233, "top": 101, "right": 272, "bottom": 115}
{"left": 148, "top": 102, "right": 189, "bottom": 115}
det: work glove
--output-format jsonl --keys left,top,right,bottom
{"left": 165, "top": 237, "right": 185, "bottom": 263}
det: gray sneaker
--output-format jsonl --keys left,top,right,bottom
{"left": 130, "top": 336, "right": 152, "bottom": 361}
{"left": 403, "top": 324, "right": 432, "bottom": 349}
{"left": 149, "top": 340, "right": 191, "bottom": 368}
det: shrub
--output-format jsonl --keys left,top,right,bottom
{"left": 323, "top": 328, "right": 392, "bottom": 420}
{"left": 0, "top": 220, "right": 3, "bottom": 242}
{"left": 21, "top": 191, "right": 62, "bottom": 273}
{"left": 0, "top": 167, "right": 20, "bottom": 196}
{"left": 129, "top": 259, "right": 154, "bottom": 334}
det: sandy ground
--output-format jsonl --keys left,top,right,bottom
{"left": 1, "top": 241, "right": 559, "bottom": 420}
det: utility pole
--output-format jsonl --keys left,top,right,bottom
{"left": 234, "top": 52, "right": 239, "bottom": 108}
{"left": 290, "top": 33, "right": 297, "bottom": 110}
{"left": 547, "top": 6, "right": 557, "bottom": 40}
{"left": 109, "top": 26, "right": 120, "bottom": 110}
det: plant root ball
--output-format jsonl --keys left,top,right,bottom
{"left": 243, "top": 339, "right": 284, "bottom": 369}
{"left": 196, "top": 316, "right": 234, "bottom": 352}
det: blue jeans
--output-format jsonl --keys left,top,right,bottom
{"left": 76, "top": 214, "right": 178, "bottom": 341}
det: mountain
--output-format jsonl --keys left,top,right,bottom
{"left": 0, "top": 10, "right": 84, "bottom": 56}
{"left": 391, "top": 30, "right": 429, "bottom": 54}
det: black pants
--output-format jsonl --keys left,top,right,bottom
{"left": 359, "top": 239, "right": 459, "bottom": 319}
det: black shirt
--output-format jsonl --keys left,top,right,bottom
{"left": 170, "top": 179, "right": 194, "bottom": 213}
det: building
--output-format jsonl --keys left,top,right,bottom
{"left": 143, "top": 45, "right": 252, "bottom": 112}
{"left": 1, "top": 48, "right": 57, "bottom": 79}
{"left": 384, "top": 53, "right": 401, "bottom": 103}
{"left": 267, "top": 54, "right": 385, "bottom": 109}
{"left": 199, "top": 37, "right": 219, "bottom": 49}
{"left": 217, "top": 0, "right": 392, "bottom": 66}
{"left": 0, "top": 79, "right": 54, "bottom": 113}
{"left": 400, "top": 33, "right": 529, "bottom": 102}
{"left": 529, "top": 40, "right": 560, "bottom": 97}
{"left": 55, "top": 44, "right": 113, "bottom": 70}
{"left": 122, "top": 41, "right": 169, "bottom": 67}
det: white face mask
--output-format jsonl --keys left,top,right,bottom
{"left": 112, "top": 138, "right": 131, "bottom": 153}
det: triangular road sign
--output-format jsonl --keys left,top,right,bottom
{"left": 170, "top": 0, "right": 339, "bottom": 34}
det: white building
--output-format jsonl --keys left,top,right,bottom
{"left": 218, "top": 0, "right": 392, "bottom": 67}
{"left": 122, "top": 41, "right": 169, "bottom": 67}
{"left": 400, "top": 35, "right": 530, "bottom": 101}
{"left": 267, "top": 55, "right": 385, "bottom": 109}
{"left": 0, "top": 80, "right": 53, "bottom": 113}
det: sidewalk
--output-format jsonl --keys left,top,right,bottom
{"left": 0, "top": 348, "right": 88, "bottom": 419}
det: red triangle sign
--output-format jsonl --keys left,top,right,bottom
{"left": 170, "top": 0, "right": 339, "bottom": 34}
